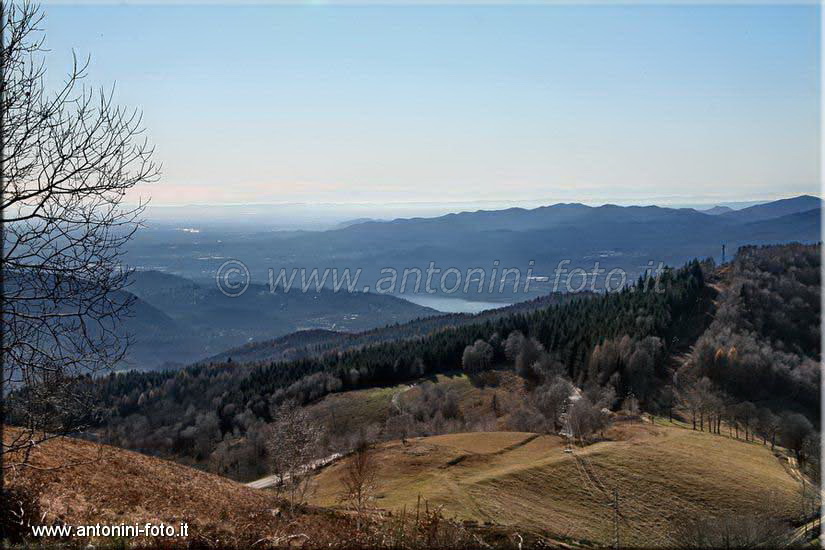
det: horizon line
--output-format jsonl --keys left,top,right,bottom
{"left": 131, "top": 192, "right": 820, "bottom": 210}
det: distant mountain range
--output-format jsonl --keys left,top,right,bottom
{"left": 119, "top": 194, "right": 821, "bottom": 369}
{"left": 128, "top": 194, "right": 819, "bottom": 298}
{"left": 716, "top": 194, "right": 821, "bottom": 223}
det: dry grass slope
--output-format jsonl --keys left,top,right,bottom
{"left": 309, "top": 422, "right": 802, "bottom": 547}
{"left": 3, "top": 427, "right": 347, "bottom": 547}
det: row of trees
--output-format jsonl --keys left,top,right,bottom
{"left": 674, "top": 374, "right": 817, "bottom": 462}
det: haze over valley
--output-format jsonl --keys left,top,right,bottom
{"left": 119, "top": 194, "right": 821, "bottom": 369}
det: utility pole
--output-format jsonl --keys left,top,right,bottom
{"left": 613, "top": 488, "right": 620, "bottom": 550}
{"left": 801, "top": 478, "right": 808, "bottom": 538}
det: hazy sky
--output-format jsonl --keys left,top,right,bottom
{"left": 44, "top": 3, "right": 820, "bottom": 209}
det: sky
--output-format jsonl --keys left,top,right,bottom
{"left": 42, "top": 3, "right": 820, "bottom": 214}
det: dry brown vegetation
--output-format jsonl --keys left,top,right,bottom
{"left": 309, "top": 421, "right": 803, "bottom": 547}
{"left": 3, "top": 427, "right": 339, "bottom": 547}
{"left": 2, "top": 426, "right": 480, "bottom": 548}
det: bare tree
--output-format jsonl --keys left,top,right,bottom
{"left": 461, "top": 339, "right": 493, "bottom": 375}
{"left": 339, "top": 438, "right": 378, "bottom": 531}
{"left": 1, "top": 2, "right": 159, "bottom": 464}
{"left": 534, "top": 378, "right": 572, "bottom": 433}
{"left": 735, "top": 401, "right": 758, "bottom": 442}
{"left": 567, "top": 395, "right": 608, "bottom": 444}
{"left": 265, "top": 402, "right": 322, "bottom": 508}
{"left": 756, "top": 407, "right": 780, "bottom": 450}
{"left": 678, "top": 376, "right": 716, "bottom": 431}
{"left": 674, "top": 511, "right": 790, "bottom": 549}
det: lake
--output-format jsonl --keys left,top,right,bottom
{"left": 399, "top": 294, "right": 512, "bottom": 314}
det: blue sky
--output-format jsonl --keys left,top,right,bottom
{"left": 43, "top": 3, "right": 820, "bottom": 209}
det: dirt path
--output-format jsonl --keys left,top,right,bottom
{"left": 391, "top": 383, "right": 415, "bottom": 412}
{"left": 444, "top": 433, "right": 541, "bottom": 467}
{"left": 246, "top": 452, "right": 343, "bottom": 489}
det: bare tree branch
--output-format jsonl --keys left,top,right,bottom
{"left": 1, "top": 1, "right": 159, "bottom": 465}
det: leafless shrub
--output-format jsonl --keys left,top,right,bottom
{"left": 384, "top": 383, "right": 466, "bottom": 440}
{"left": 673, "top": 511, "right": 791, "bottom": 548}
{"left": 534, "top": 378, "right": 573, "bottom": 433}
{"left": 339, "top": 438, "right": 378, "bottom": 531}
{"left": 384, "top": 410, "right": 415, "bottom": 442}
{"left": 346, "top": 498, "right": 484, "bottom": 549}
{"left": 264, "top": 402, "right": 322, "bottom": 509}
{"left": 505, "top": 401, "right": 545, "bottom": 433}
{"left": 567, "top": 395, "right": 609, "bottom": 444}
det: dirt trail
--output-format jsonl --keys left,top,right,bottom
{"left": 391, "top": 384, "right": 415, "bottom": 412}
{"left": 444, "top": 433, "right": 541, "bottom": 467}
{"left": 246, "top": 452, "right": 342, "bottom": 489}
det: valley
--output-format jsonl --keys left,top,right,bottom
{"left": 3, "top": 5, "right": 821, "bottom": 547}
{"left": 3, "top": 165, "right": 821, "bottom": 549}
{"left": 5, "top": 233, "right": 821, "bottom": 549}
{"left": 119, "top": 270, "right": 438, "bottom": 369}
{"left": 126, "top": 196, "right": 821, "bottom": 304}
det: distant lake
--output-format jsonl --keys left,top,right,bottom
{"left": 399, "top": 294, "right": 512, "bottom": 314}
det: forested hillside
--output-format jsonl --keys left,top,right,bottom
{"left": 89, "top": 261, "right": 708, "bottom": 477}
{"left": 674, "top": 243, "right": 821, "bottom": 478}
{"left": 63, "top": 244, "right": 820, "bottom": 484}
{"left": 200, "top": 291, "right": 580, "bottom": 365}
{"left": 122, "top": 270, "right": 437, "bottom": 369}
{"left": 686, "top": 243, "right": 819, "bottom": 414}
